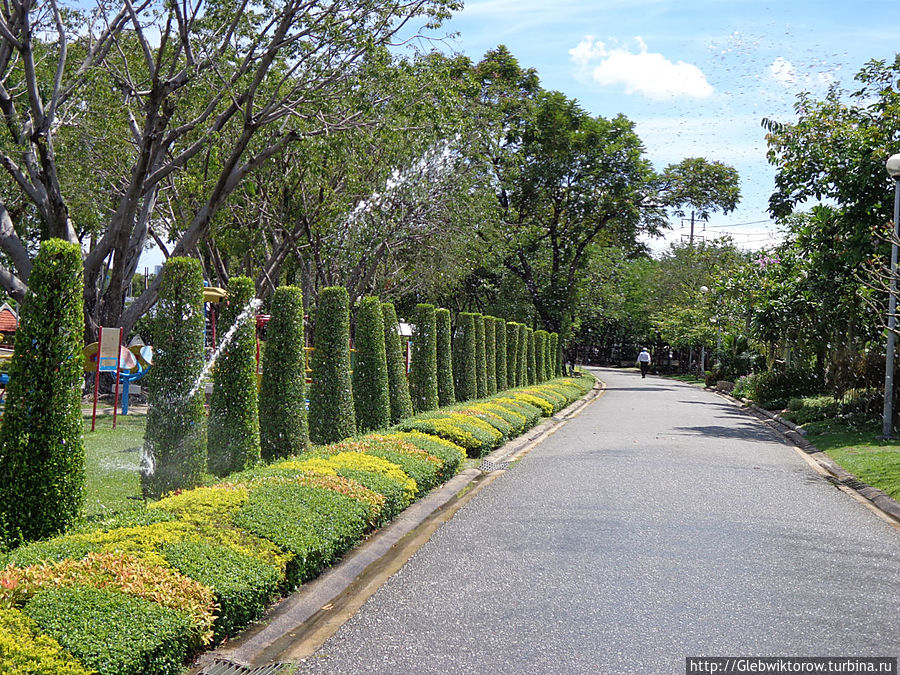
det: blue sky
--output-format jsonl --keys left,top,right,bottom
{"left": 432, "top": 0, "right": 900, "bottom": 253}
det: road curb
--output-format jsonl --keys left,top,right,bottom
{"left": 711, "top": 389, "right": 900, "bottom": 528}
{"left": 189, "top": 378, "right": 603, "bottom": 673}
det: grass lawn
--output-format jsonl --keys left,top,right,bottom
{"left": 666, "top": 373, "right": 706, "bottom": 386}
{"left": 82, "top": 413, "right": 147, "bottom": 520}
{"left": 802, "top": 419, "right": 900, "bottom": 501}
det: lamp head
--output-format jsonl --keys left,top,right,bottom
{"left": 887, "top": 153, "right": 900, "bottom": 179}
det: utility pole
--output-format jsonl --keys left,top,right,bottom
{"left": 689, "top": 210, "right": 696, "bottom": 247}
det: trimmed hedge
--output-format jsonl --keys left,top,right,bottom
{"left": 409, "top": 303, "right": 439, "bottom": 413}
{"left": 494, "top": 318, "right": 508, "bottom": 392}
{"left": 525, "top": 327, "right": 536, "bottom": 385}
{"left": 259, "top": 286, "right": 308, "bottom": 461}
{"left": 474, "top": 314, "right": 487, "bottom": 399}
{"left": 435, "top": 308, "right": 456, "bottom": 407}
{"left": 0, "top": 608, "right": 92, "bottom": 674}
{"left": 232, "top": 481, "right": 372, "bottom": 586}
{"left": 517, "top": 324, "right": 528, "bottom": 387}
{"left": 382, "top": 302, "right": 413, "bottom": 424}
{"left": 549, "top": 332, "right": 560, "bottom": 378}
{"left": 353, "top": 296, "right": 391, "bottom": 433}
{"left": 506, "top": 322, "right": 520, "bottom": 388}
{"left": 0, "top": 239, "right": 85, "bottom": 547}
{"left": 534, "top": 330, "right": 548, "bottom": 384}
{"left": 309, "top": 287, "right": 356, "bottom": 444}
{"left": 453, "top": 312, "right": 477, "bottom": 402}
{"left": 23, "top": 585, "right": 195, "bottom": 675}
{"left": 485, "top": 316, "right": 497, "bottom": 395}
{"left": 143, "top": 257, "right": 207, "bottom": 500}
{"left": 0, "top": 373, "right": 594, "bottom": 674}
{"left": 208, "top": 276, "right": 261, "bottom": 477}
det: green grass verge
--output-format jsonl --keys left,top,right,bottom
{"left": 82, "top": 414, "right": 147, "bottom": 520}
{"left": 802, "top": 419, "right": 900, "bottom": 501}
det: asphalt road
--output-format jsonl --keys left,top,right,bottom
{"left": 294, "top": 368, "right": 900, "bottom": 674}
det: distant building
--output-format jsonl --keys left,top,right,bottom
{"left": 0, "top": 302, "right": 17, "bottom": 345}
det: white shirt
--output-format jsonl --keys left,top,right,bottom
{"left": 637, "top": 350, "right": 651, "bottom": 363}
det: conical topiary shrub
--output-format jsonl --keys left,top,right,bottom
{"left": 506, "top": 321, "right": 519, "bottom": 388}
{"left": 526, "top": 327, "right": 536, "bottom": 385}
{"left": 259, "top": 285, "right": 308, "bottom": 461}
{"left": 485, "top": 316, "right": 497, "bottom": 395}
{"left": 516, "top": 323, "right": 528, "bottom": 387}
{"left": 208, "top": 276, "right": 261, "bottom": 476}
{"left": 353, "top": 296, "right": 391, "bottom": 433}
{"left": 494, "top": 318, "right": 507, "bottom": 391}
{"left": 534, "top": 330, "right": 548, "bottom": 384}
{"left": 549, "top": 332, "right": 560, "bottom": 378}
{"left": 453, "top": 312, "right": 477, "bottom": 402}
{"left": 0, "top": 239, "right": 85, "bottom": 546}
{"left": 436, "top": 308, "right": 455, "bottom": 407}
{"left": 382, "top": 302, "right": 413, "bottom": 424}
{"left": 474, "top": 314, "right": 487, "bottom": 399}
{"left": 143, "top": 257, "right": 208, "bottom": 499}
{"left": 309, "top": 286, "right": 356, "bottom": 444}
{"left": 409, "top": 303, "right": 438, "bottom": 413}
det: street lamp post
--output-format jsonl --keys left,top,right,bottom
{"left": 881, "top": 153, "right": 900, "bottom": 438}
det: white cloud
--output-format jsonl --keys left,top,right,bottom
{"left": 569, "top": 36, "right": 713, "bottom": 100}
{"left": 768, "top": 56, "right": 797, "bottom": 85}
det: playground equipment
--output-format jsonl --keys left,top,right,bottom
{"left": 83, "top": 340, "right": 154, "bottom": 418}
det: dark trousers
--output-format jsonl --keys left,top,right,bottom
{"left": 640, "top": 362, "right": 649, "bottom": 378}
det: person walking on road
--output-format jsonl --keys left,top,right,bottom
{"left": 637, "top": 347, "right": 651, "bottom": 378}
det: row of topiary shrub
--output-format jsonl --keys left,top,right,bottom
{"left": 143, "top": 258, "right": 564, "bottom": 501}
{"left": 0, "top": 375, "right": 594, "bottom": 675}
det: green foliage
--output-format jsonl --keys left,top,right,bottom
{"left": 453, "top": 312, "right": 477, "bottom": 402}
{"left": 484, "top": 316, "right": 497, "bottom": 395}
{"left": 143, "top": 257, "right": 207, "bottom": 499}
{"left": 534, "top": 330, "right": 548, "bottom": 383}
{"left": 549, "top": 332, "right": 560, "bottom": 377}
{"left": 0, "top": 608, "right": 93, "bottom": 674}
{"left": 525, "top": 327, "right": 536, "bottom": 385}
{"left": 516, "top": 324, "right": 528, "bottom": 387}
{"left": 353, "top": 296, "right": 391, "bottom": 433}
{"left": 162, "top": 539, "right": 282, "bottom": 642}
{"left": 232, "top": 481, "right": 371, "bottom": 586}
{"left": 208, "top": 276, "right": 261, "bottom": 477}
{"left": 506, "top": 322, "right": 520, "bottom": 388}
{"left": 736, "top": 367, "right": 822, "bottom": 410}
{"left": 488, "top": 397, "right": 542, "bottom": 427}
{"left": 381, "top": 302, "right": 413, "bottom": 424}
{"left": 378, "top": 431, "right": 466, "bottom": 481}
{"left": 259, "top": 286, "right": 308, "bottom": 461}
{"left": 0, "top": 239, "right": 85, "bottom": 546}
{"left": 435, "top": 308, "right": 456, "bottom": 407}
{"left": 494, "top": 318, "right": 508, "bottom": 391}
{"left": 408, "top": 303, "right": 439, "bottom": 413}
{"left": 474, "top": 314, "right": 487, "bottom": 398}
{"left": 23, "top": 586, "right": 194, "bottom": 675}
{"left": 309, "top": 287, "right": 356, "bottom": 445}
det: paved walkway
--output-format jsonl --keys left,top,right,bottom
{"left": 293, "top": 368, "right": 899, "bottom": 674}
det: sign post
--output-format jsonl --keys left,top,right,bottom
{"left": 91, "top": 327, "right": 124, "bottom": 431}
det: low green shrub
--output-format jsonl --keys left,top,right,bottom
{"left": 354, "top": 443, "right": 443, "bottom": 494}
{"left": 491, "top": 397, "right": 542, "bottom": 428}
{"left": 478, "top": 402, "right": 527, "bottom": 435}
{"left": 23, "top": 585, "right": 195, "bottom": 675}
{"left": 0, "top": 608, "right": 92, "bottom": 674}
{"left": 511, "top": 392, "right": 554, "bottom": 416}
{"left": 518, "top": 387, "right": 566, "bottom": 412}
{"left": 161, "top": 539, "right": 282, "bottom": 642}
{"left": 738, "top": 367, "right": 822, "bottom": 410}
{"left": 232, "top": 482, "right": 372, "bottom": 586}
{"left": 376, "top": 431, "right": 466, "bottom": 481}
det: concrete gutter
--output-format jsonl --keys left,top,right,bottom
{"left": 190, "top": 378, "right": 604, "bottom": 674}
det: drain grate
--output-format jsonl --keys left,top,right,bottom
{"left": 479, "top": 459, "right": 511, "bottom": 473}
{"left": 199, "top": 660, "right": 292, "bottom": 675}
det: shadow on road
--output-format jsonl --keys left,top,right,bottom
{"left": 602, "top": 386, "right": 674, "bottom": 392}
{"left": 673, "top": 424, "right": 780, "bottom": 443}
